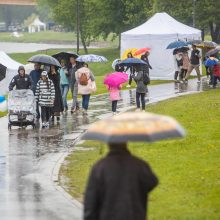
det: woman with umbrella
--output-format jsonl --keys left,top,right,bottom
{"left": 125, "top": 52, "right": 136, "bottom": 88}
{"left": 48, "top": 65, "right": 64, "bottom": 121}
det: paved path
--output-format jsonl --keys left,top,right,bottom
{"left": 0, "top": 80, "right": 206, "bottom": 220}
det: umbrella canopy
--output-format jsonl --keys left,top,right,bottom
{"left": 52, "top": 51, "right": 78, "bottom": 62}
{"left": 104, "top": 72, "right": 128, "bottom": 87}
{"left": 76, "top": 54, "right": 108, "bottom": 63}
{"left": 166, "top": 41, "right": 188, "bottom": 49}
{"left": 0, "top": 64, "right": 6, "bottom": 82}
{"left": 134, "top": 47, "right": 151, "bottom": 56}
{"left": 205, "top": 46, "right": 220, "bottom": 57}
{"left": 82, "top": 112, "right": 185, "bottom": 143}
{"left": 205, "top": 57, "right": 219, "bottom": 67}
{"left": 121, "top": 48, "right": 139, "bottom": 60}
{"left": 186, "top": 39, "right": 202, "bottom": 45}
{"left": 119, "top": 58, "right": 147, "bottom": 67}
{"left": 28, "top": 54, "right": 61, "bottom": 67}
{"left": 196, "top": 41, "right": 217, "bottom": 49}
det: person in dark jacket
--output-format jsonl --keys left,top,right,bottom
{"left": 9, "top": 66, "right": 33, "bottom": 91}
{"left": 84, "top": 142, "right": 158, "bottom": 220}
{"left": 48, "top": 65, "right": 64, "bottom": 121}
{"left": 125, "top": 52, "right": 136, "bottom": 88}
{"left": 29, "top": 63, "right": 42, "bottom": 119}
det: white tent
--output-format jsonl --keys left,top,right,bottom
{"left": 121, "top": 12, "right": 202, "bottom": 80}
{"left": 28, "top": 17, "right": 46, "bottom": 33}
{"left": 0, "top": 52, "right": 22, "bottom": 95}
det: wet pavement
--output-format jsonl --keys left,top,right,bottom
{"left": 0, "top": 79, "right": 207, "bottom": 220}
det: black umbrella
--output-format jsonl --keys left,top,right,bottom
{"left": 118, "top": 58, "right": 147, "bottom": 67}
{"left": 0, "top": 64, "right": 6, "bottom": 82}
{"left": 28, "top": 54, "right": 61, "bottom": 67}
{"left": 52, "top": 51, "right": 78, "bottom": 63}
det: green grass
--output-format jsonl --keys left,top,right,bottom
{"left": 0, "top": 111, "right": 7, "bottom": 117}
{"left": 60, "top": 89, "right": 220, "bottom": 219}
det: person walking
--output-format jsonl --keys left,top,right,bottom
{"left": 29, "top": 63, "right": 42, "bottom": 119}
{"left": 180, "top": 48, "right": 190, "bottom": 80}
{"left": 75, "top": 65, "right": 96, "bottom": 115}
{"left": 9, "top": 66, "right": 33, "bottom": 91}
{"left": 133, "top": 65, "right": 148, "bottom": 111}
{"left": 107, "top": 84, "right": 122, "bottom": 115}
{"left": 173, "top": 49, "right": 182, "bottom": 82}
{"left": 84, "top": 142, "right": 158, "bottom": 220}
{"left": 125, "top": 52, "right": 136, "bottom": 88}
{"left": 59, "top": 59, "right": 70, "bottom": 112}
{"left": 69, "top": 56, "right": 80, "bottom": 113}
{"left": 48, "top": 65, "right": 64, "bottom": 121}
{"left": 183, "top": 44, "right": 201, "bottom": 83}
{"left": 212, "top": 63, "right": 220, "bottom": 88}
{"left": 35, "top": 71, "right": 55, "bottom": 128}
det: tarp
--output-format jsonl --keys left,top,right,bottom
{"left": 0, "top": 51, "right": 22, "bottom": 95}
{"left": 121, "top": 12, "right": 202, "bottom": 80}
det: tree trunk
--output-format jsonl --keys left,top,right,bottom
{"left": 80, "top": 29, "right": 88, "bottom": 54}
{"left": 210, "top": 22, "right": 220, "bottom": 43}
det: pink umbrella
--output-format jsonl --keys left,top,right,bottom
{"left": 104, "top": 72, "right": 128, "bottom": 87}
{"left": 134, "top": 47, "right": 151, "bottom": 56}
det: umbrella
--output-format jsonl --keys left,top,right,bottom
{"left": 28, "top": 54, "right": 61, "bottom": 67}
{"left": 112, "top": 58, "right": 121, "bottom": 70}
{"left": 52, "top": 51, "right": 78, "bottom": 62}
{"left": 196, "top": 41, "right": 217, "bottom": 49}
{"left": 104, "top": 72, "right": 128, "bottom": 87}
{"left": 82, "top": 112, "right": 185, "bottom": 143}
{"left": 76, "top": 54, "right": 108, "bottom": 63}
{"left": 186, "top": 39, "right": 202, "bottom": 45}
{"left": 118, "top": 58, "right": 147, "bottom": 67}
{"left": 121, "top": 48, "right": 138, "bottom": 60}
{"left": 205, "top": 46, "right": 220, "bottom": 57}
{"left": 166, "top": 41, "right": 188, "bottom": 49}
{"left": 0, "top": 64, "right": 6, "bottom": 82}
{"left": 205, "top": 57, "right": 219, "bottom": 67}
{"left": 134, "top": 47, "right": 151, "bottom": 56}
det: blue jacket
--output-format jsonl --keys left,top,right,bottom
{"left": 29, "top": 69, "right": 42, "bottom": 92}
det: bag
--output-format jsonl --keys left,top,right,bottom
{"left": 143, "top": 71, "right": 150, "bottom": 85}
{"left": 79, "top": 73, "right": 88, "bottom": 86}
{"left": 89, "top": 81, "right": 97, "bottom": 93}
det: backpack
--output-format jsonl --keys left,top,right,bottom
{"left": 143, "top": 71, "right": 150, "bottom": 85}
{"left": 79, "top": 73, "right": 88, "bottom": 86}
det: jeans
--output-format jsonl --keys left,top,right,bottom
{"left": 41, "top": 106, "right": 51, "bottom": 123}
{"left": 60, "top": 84, "right": 69, "bottom": 109}
{"left": 112, "top": 100, "right": 118, "bottom": 112}
{"left": 82, "top": 94, "right": 91, "bottom": 110}
{"left": 136, "top": 92, "right": 146, "bottom": 110}
{"left": 71, "top": 82, "right": 79, "bottom": 110}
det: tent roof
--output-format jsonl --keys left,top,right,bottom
{"left": 29, "top": 17, "right": 46, "bottom": 27}
{"left": 0, "top": 51, "right": 22, "bottom": 70}
{"left": 122, "top": 12, "right": 201, "bottom": 36}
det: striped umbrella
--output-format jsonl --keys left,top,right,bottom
{"left": 82, "top": 112, "right": 185, "bottom": 143}
{"left": 76, "top": 54, "right": 108, "bottom": 63}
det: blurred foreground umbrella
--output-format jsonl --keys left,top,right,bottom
{"left": 28, "top": 54, "right": 61, "bottom": 67}
{"left": 206, "top": 46, "right": 220, "bottom": 57}
{"left": 82, "top": 112, "right": 185, "bottom": 143}
{"left": 52, "top": 51, "right": 78, "bottom": 62}
{"left": 119, "top": 58, "right": 147, "bottom": 67}
{"left": 166, "top": 41, "right": 188, "bottom": 49}
{"left": 134, "top": 47, "right": 151, "bottom": 56}
{"left": 104, "top": 72, "right": 128, "bottom": 87}
{"left": 76, "top": 54, "right": 108, "bottom": 63}
{"left": 0, "top": 64, "right": 6, "bottom": 81}
{"left": 196, "top": 41, "right": 217, "bottom": 49}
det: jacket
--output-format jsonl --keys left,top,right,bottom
{"left": 29, "top": 69, "right": 42, "bottom": 93}
{"left": 134, "top": 71, "right": 148, "bottom": 93}
{"left": 59, "top": 66, "right": 70, "bottom": 85}
{"left": 35, "top": 79, "right": 55, "bottom": 107}
{"left": 141, "top": 55, "right": 152, "bottom": 74}
{"left": 213, "top": 64, "right": 220, "bottom": 77}
{"left": 9, "top": 74, "right": 33, "bottom": 91}
{"left": 75, "top": 67, "right": 95, "bottom": 95}
{"left": 84, "top": 148, "right": 158, "bottom": 220}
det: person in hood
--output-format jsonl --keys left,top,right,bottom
{"left": 9, "top": 66, "right": 33, "bottom": 91}
{"left": 84, "top": 142, "right": 158, "bottom": 220}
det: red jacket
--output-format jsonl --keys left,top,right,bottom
{"left": 213, "top": 64, "right": 220, "bottom": 76}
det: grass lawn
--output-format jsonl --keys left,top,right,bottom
{"left": 0, "top": 111, "right": 7, "bottom": 117}
{"left": 60, "top": 89, "right": 220, "bottom": 220}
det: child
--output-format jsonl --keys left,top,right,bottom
{"left": 213, "top": 63, "right": 220, "bottom": 88}
{"left": 107, "top": 84, "right": 122, "bottom": 115}
{"left": 35, "top": 71, "right": 55, "bottom": 128}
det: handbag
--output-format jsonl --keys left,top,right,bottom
{"left": 89, "top": 80, "right": 97, "bottom": 93}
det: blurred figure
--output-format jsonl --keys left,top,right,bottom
{"left": 9, "top": 66, "right": 33, "bottom": 91}
{"left": 29, "top": 63, "right": 42, "bottom": 119}
{"left": 180, "top": 48, "right": 190, "bottom": 80}
{"left": 84, "top": 142, "right": 158, "bottom": 220}
{"left": 59, "top": 59, "right": 70, "bottom": 112}
{"left": 173, "top": 49, "right": 182, "bottom": 82}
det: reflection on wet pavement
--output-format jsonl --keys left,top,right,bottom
{"left": 0, "top": 79, "right": 208, "bottom": 220}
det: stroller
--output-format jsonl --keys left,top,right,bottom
{"left": 8, "top": 89, "right": 36, "bottom": 130}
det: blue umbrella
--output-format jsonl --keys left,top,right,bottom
{"left": 76, "top": 54, "right": 108, "bottom": 62}
{"left": 205, "top": 58, "right": 219, "bottom": 67}
{"left": 166, "top": 41, "right": 188, "bottom": 49}
{"left": 118, "top": 58, "right": 147, "bottom": 66}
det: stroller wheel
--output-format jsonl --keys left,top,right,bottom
{"left": 8, "top": 123, "right": 11, "bottom": 131}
